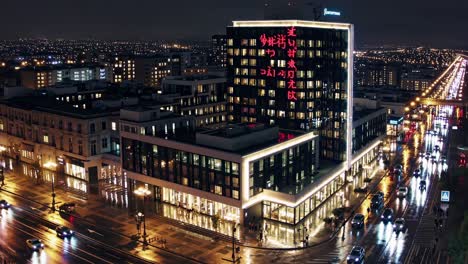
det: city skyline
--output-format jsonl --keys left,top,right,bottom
{"left": 1, "top": 0, "right": 467, "bottom": 49}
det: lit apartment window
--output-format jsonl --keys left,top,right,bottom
{"left": 43, "top": 134, "right": 49, "bottom": 143}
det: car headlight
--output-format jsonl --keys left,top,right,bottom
{"left": 63, "top": 232, "right": 67, "bottom": 235}
{"left": 355, "top": 258, "right": 359, "bottom": 261}
{"left": 393, "top": 224, "right": 396, "bottom": 228}
{"left": 381, "top": 215, "right": 384, "bottom": 218}
{"left": 400, "top": 225, "right": 403, "bottom": 228}
{"left": 33, "top": 245, "right": 37, "bottom": 249}
{"left": 41, "top": 243, "right": 44, "bottom": 247}
{"left": 388, "top": 215, "right": 391, "bottom": 219}
{"left": 347, "top": 256, "right": 350, "bottom": 260}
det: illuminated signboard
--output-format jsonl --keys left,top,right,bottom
{"left": 324, "top": 8, "right": 341, "bottom": 16}
{"left": 259, "top": 26, "right": 298, "bottom": 101}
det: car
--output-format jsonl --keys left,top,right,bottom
{"left": 0, "top": 200, "right": 10, "bottom": 209}
{"left": 397, "top": 187, "right": 409, "bottom": 198}
{"left": 381, "top": 208, "right": 394, "bottom": 222}
{"left": 371, "top": 194, "right": 383, "bottom": 209}
{"left": 393, "top": 218, "right": 406, "bottom": 233}
{"left": 58, "top": 202, "right": 76, "bottom": 213}
{"left": 413, "top": 169, "right": 421, "bottom": 177}
{"left": 419, "top": 180, "right": 427, "bottom": 191}
{"left": 347, "top": 246, "right": 365, "bottom": 264}
{"left": 376, "top": 191, "right": 384, "bottom": 199}
{"left": 351, "top": 214, "right": 365, "bottom": 229}
{"left": 395, "top": 164, "right": 403, "bottom": 171}
{"left": 441, "top": 156, "right": 447, "bottom": 162}
{"left": 55, "top": 226, "right": 74, "bottom": 238}
{"left": 26, "top": 238, "right": 44, "bottom": 251}
{"left": 419, "top": 152, "right": 425, "bottom": 158}
{"left": 425, "top": 152, "right": 431, "bottom": 159}
{"left": 435, "top": 145, "right": 440, "bottom": 152}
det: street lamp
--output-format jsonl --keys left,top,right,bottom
{"left": 44, "top": 161, "right": 57, "bottom": 212}
{"left": 134, "top": 187, "right": 151, "bottom": 246}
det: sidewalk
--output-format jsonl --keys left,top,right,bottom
{"left": 437, "top": 118, "right": 468, "bottom": 263}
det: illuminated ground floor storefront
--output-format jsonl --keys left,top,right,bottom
{"left": 129, "top": 180, "right": 242, "bottom": 238}
{"left": 125, "top": 141, "right": 383, "bottom": 245}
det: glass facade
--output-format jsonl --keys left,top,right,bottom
{"left": 352, "top": 111, "right": 386, "bottom": 153}
{"left": 227, "top": 25, "right": 350, "bottom": 161}
{"left": 248, "top": 140, "right": 317, "bottom": 196}
{"left": 122, "top": 138, "right": 240, "bottom": 200}
{"left": 161, "top": 187, "right": 240, "bottom": 222}
{"left": 262, "top": 171, "right": 345, "bottom": 224}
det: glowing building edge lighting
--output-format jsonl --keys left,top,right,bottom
{"left": 232, "top": 20, "right": 355, "bottom": 209}
{"left": 242, "top": 139, "right": 382, "bottom": 209}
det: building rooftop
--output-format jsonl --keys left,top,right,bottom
{"left": 2, "top": 95, "right": 122, "bottom": 119}
{"left": 164, "top": 75, "right": 225, "bottom": 82}
{"left": 353, "top": 107, "right": 385, "bottom": 121}
{"left": 149, "top": 124, "right": 315, "bottom": 156}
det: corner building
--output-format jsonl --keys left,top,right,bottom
{"left": 226, "top": 20, "right": 353, "bottom": 162}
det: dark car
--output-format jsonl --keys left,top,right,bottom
{"left": 413, "top": 169, "right": 421, "bottom": 177}
{"left": 376, "top": 191, "right": 384, "bottom": 199}
{"left": 393, "top": 218, "right": 406, "bottom": 233}
{"left": 0, "top": 200, "right": 10, "bottom": 209}
{"left": 26, "top": 238, "right": 44, "bottom": 251}
{"left": 347, "top": 246, "right": 365, "bottom": 264}
{"left": 371, "top": 195, "right": 383, "bottom": 209}
{"left": 419, "top": 180, "right": 427, "bottom": 191}
{"left": 58, "top": 203, "right": 76, "bottom": 213}
{"left": 55, "top": 226, "right": 74, "bottom": 238}
{"left": 351, "top": 214, "right": 365, "bottom": 229}
{"left": 381, "top": 208, "right": 394, "bottom": 222}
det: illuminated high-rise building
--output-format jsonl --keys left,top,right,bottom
{"left": 226, "top": 20, "right": 353, "bottom": 162}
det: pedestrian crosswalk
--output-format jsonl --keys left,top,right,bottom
{"left": 404, "top": 244, "right": 450, "bottom": 264}
{"left": 412, "top": 214, "right": 436, "bottom": 246}
{"left": 298, "top": 248, "right": 342, "bottom": 263}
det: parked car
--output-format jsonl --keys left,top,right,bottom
{"left": 58, "top": 203, "right": 76, "bottom": 213}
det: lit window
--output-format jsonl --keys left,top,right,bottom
{"left": 111, "top": 122, "right": 117, "bottom": 131}
{"left": 43, "top": 135, "right": 49, "bottom": 143}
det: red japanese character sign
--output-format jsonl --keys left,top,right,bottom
{"left": 258, "top": 26, "right": 298, "bottom": 101}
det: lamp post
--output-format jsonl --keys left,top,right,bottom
{"left": 134, "top": 187, "right": 151, "bottom": 246}
{"left": 44, "top": 161, "right": 57, "bottom": 212}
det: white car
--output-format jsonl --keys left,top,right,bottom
{"left": 397, "top": 187, "right": 408, "bottom": 198}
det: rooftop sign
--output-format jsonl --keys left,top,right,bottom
{"left": 324, "top": 8, "right": 341, "bottom": 16}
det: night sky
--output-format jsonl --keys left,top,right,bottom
{"left": 1, "top": 0, "right": 467, "bottom": 49}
